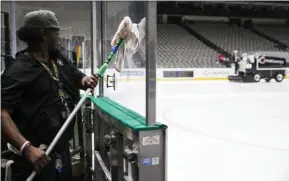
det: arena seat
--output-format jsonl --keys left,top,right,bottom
{"left": 188, "top": 22, "right": 283, "bottom": 54}
{"left": 254, "top": 25, "right": 289, "bottom": 46}
{"left": 157, "top": 24, "right": 220, "bottom": 68}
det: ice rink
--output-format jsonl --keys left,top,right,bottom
{"left": 105, "top": 79, "right": 289, "bottom": 181}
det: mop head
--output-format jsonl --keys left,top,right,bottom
{"left": 111, "top": 16, "right": 133, "bottom": 47}
{"left": 112, "top": 16, "right": 146, "bottom": 72}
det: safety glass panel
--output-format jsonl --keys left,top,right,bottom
{"left": 103, "top": 2, "right": 147, "bottom": 116}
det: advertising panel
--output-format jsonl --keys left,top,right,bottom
{"left": 199, "top": 69, "right": 231, "bottom": 78}
{"left": 163, "top": 70, "right": 194, "bottom": 78}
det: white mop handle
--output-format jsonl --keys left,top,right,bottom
{"left": 26, "top": 88, "right": 91, "bottom": 181}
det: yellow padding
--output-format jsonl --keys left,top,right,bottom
{"left": 75, "top": 46, "right": 81, "bottom": 64}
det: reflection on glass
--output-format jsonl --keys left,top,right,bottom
{"left": 103, "top": 2, "right": 147, "bottom": 116}
{"left": 1, "top": 11, "right": 9, "bottom": 72}
{"left": 1, "top": 57, "right": 5, "bottom": 72}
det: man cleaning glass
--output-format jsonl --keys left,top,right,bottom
{"left": 1, "top": 10, "right": 98, "bottom": 181}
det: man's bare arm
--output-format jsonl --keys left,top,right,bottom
{"left": 1, "top": 110, "right": 28, "bottom": 150}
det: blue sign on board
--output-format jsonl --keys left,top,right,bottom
{"left": 141, "top": 158, "right": 152, "bottom": 166}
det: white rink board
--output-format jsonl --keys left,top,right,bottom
{"left": 79, "top": 68, "right": 289, "bottom": 81}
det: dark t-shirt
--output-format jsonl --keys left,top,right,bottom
{"left": 1, "top": 51, "right": 86, "bottom": 151}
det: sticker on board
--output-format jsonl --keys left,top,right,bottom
{"left": 142, "top": 135, "right": 160, "bottom": 146}
{"left": 141, "top": 158, "right": 152, "bottom": 166}
{"left": 141, "top": 157, "right": 160, "bottom": 166}
{"left": 151, "top": 157, "right": 159, "bottom": 165}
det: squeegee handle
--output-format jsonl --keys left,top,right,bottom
{"left": 95, "top": 38, "right": 124, "bottom": 77}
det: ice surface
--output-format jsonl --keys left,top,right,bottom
{"left": 105, "top": 80, "right": 289, "bottom": 181}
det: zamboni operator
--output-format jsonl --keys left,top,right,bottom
{"left": 1, "top": 10, "right": 98, "bottom": 181}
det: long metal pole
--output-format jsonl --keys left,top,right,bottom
{"left": 98, "top": 1, "right": 105, "bottom": 97}
{"left": 145, "top": 1, "right": 157, "bottom": 126}
{"left": 91, "top": 1, "right": 98, "bottom": 90}
{"left": 10, "top": 0, "right": 17, "bottom": 57}
{"left": 90, "top": 1, "right": 98, "bottom": 174}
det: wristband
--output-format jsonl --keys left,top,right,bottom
{"left": 20, "top": 141, "right": 30, "bottom": 153}
{"left": 23, "top": 142, "right": 31, "bottom": 156}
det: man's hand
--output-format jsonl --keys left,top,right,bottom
{"left": 81, "top": 75, "right": 99, "bottom": 89}
{"left": 24, "top": 145, "right": 51, "bottom": 173}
